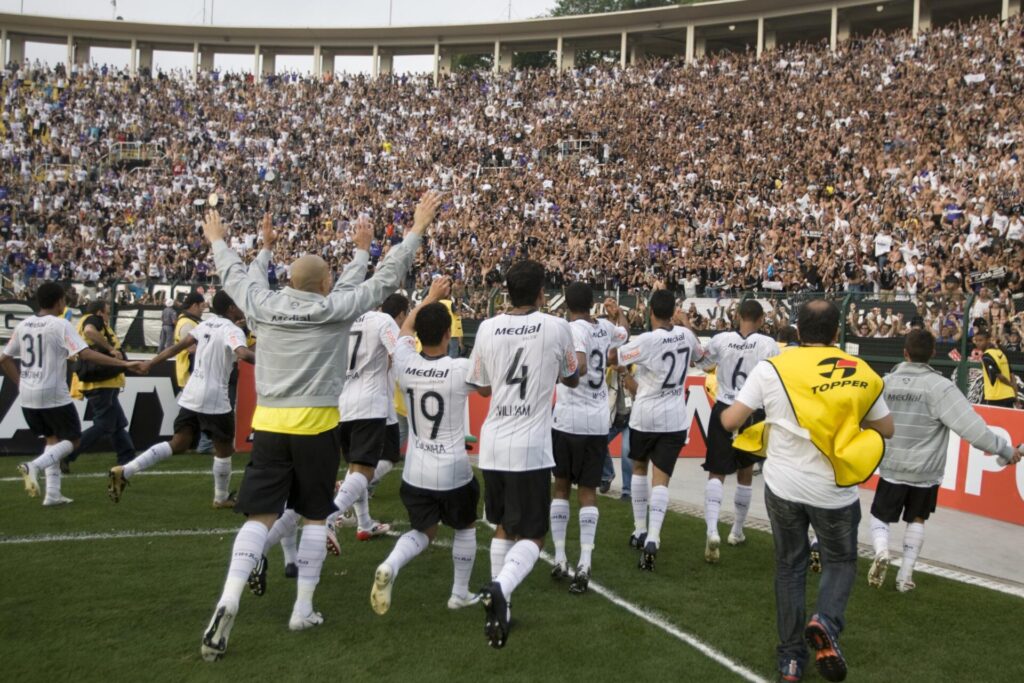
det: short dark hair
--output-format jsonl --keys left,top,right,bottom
{"left": 905, "top": 329, "right": 935, "bottom": 363}
{"left": 738, "top": 299, "right": 764, "bottom": 322}
{"left": 415, "top": 302, "right": 451, "bottom": 346}
{"left": 505, "top": 260, "right": 545, "bottom": 308}
{"left": 212, "top": 290, "right": 236, "bottom": 316}
{"left": 973, "top": 328, "right": 990, "bottom": 341}
{"left": 564, "top": 282, "right": 594, "bottom": 314}
{"left": 649, "top": 290, "right": 676, "bottom": 321}
{"left": 85, "top": 299, "right": 108, "bottom": 315}
{"left": 796, "top": 300, "right": 840, "bottom": 345}
{"left": 382, "top": 293, "right": 410, "bottom": 320}
{"left": 36, "top": 282, "right": 66, "bottom": 310}
{"left": 777, "top": 325, "right": 799, "bottom": 345}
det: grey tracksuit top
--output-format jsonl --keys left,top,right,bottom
{"left": 880, "top": 362, "right": 1015, "bottom": 485}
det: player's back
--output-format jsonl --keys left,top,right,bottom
{"left": 179, "top": 316, "right": 247, "bottom": 415}
{"left": 394, "top": 337, "right": 472, "bottom": 491}
{"left": 619, "top": 325, "right": 704, "bottom": 433}
{"left": 338, "top": 311, "right": 399, "bottom": 421}
{"left": 469, "top": 311, "right": 577, "bottom": 471}
{"left": 705, "top": 331, "right": 779, "bottom": 405}
{"left": 7, "top": 315, "right": 86, "bottom": 409}
{"left": 552, "top": 317, "right": 628, "bottom": 435}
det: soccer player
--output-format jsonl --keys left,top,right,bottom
{"left": 616, "top": 289, "right": 705, "bottom": 571}
{"left": 370, "top": 276, "right": 482, "bottom": 613}
{"left": 1, "top": 282, "right": 140, "bottom": 505}
{"left": 199, "top": 192, "right": 437, "bottom": 662}
{"left": 468, "top": 259, "right": 579, "bottom": 648}
{"left": 549, "top": 283, "right": 628, "bottom": 593}
{"left": 698, "top": 299, "right": 778, "bottom": 562}
{"left": 106, "top": 291, "right": 255, "bottom": 506}
{"left": 868, "top": 330, "right": 1021, "bottom": 592}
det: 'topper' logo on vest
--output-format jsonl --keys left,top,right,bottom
{"left": 818, "top": 357, "right": 858, "bottom": 380}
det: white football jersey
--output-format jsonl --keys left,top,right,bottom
{"left": 178, "top": 317, "right": 248, "bottom": 415}
{"left": 552, "top": 318, "right": 628, "bottom": 435}
{"left": 338, "top": 311, "right": 400, "bottom": 421}
{"left": 3, "top": 315, "right": 88, "bottom": 409}
{"left": 394, "top": 337, "right": 473, "bottom": 491}
{"left": 468, "top": 311, "right": 578, "bottom": 471}
{"left": 701, "top": 331, "right": 779, "bottom": 405}
{"left": 617, "top": 326, "right": 705, "bottom": 433}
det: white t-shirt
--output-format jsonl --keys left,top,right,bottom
{"left": 394, "top": 336, "right": 473, "bottom": 491}
{"left": 338, "top": 311, "right": 400, "bottom": 421}
{"left": 3, "top": 315, "right": 88, "bottom": 409}
{"left": 468, "top": 311, "right": 578, "bottom": 471}
{"left": 552, "top": 318, "right": 628, "bottom": 435}
{"left": 873, "top": 233, "right": 892, "bottom": 257}
{"left": 178, "top": 316, "right": 248, "bottom": 415}
{"left": 617, "top": 326, "right": 705, "bottom": 433}
{"left": 735, "top": 360, "right": 890, "bottom": 509}
{"left": 702, "top": 331, "right": 779, "bottom": 405}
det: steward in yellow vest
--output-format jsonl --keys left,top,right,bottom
{"left": 174, "top": 292, "right": 206, "bottom": 390}
{"left": 973, "top": 329, "right": 1017, "bottom": 407}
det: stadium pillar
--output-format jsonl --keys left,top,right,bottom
{"left": 253, "top": 45, "right": 261, "bottom": 76}
{"left": 9, "top": 35, "right": 24, "bottom": 65}
{"left": 493, "top": 40, "right": 500, "bottom": 73}
{"left": 619, "top": 31, "right": 627, "bottom": 68}
{"left": 313, "top": 44, "right": 322, "bottom": 77}
{"left": 556, "top": 35, "right": 563, "bottom": 70}
{"left": 1002, "top": 0, "right": 1019, "bottom": 20}
{"left": 685, "top": 24, "right": 695, "bottom": 64}
{"left": 432, "top": 42, "right": 440, "bottom": 86}
{"left": 830, "top": 7, "right": 838, "bottom": 51}
{"left": 756, "top": 17, "right": 764, "bottom": 58}
{"left": 66, "top": 34, "right": 74, "bottom": 68}
{"left": 913, "top": 0, "right": 932, "bottom": 37}
{"left": 372, "top": 44, "right": 379, "bottom": 78}
{"left": 192, "top": 42, "right": 199, "bottom": 79}
{"left": 1, "top": 30, "right": 6, "bottom": 67}
{"left": 130, "top": 38, "right": 138, "bottom": 77}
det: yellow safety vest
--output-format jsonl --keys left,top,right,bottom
{"left": 441, "top": 299, "right": 463, "bottom": 339}
{"left": 982, "top": 348, "right": 1015, "bottom": 402}
{"left": 174, "top": 314, "right": 201, "bottom": 389}
{"left": 734, "top": 346, "right": 885, "bottom": 487}
{"left": 71, "top": 315, "right": 125, "bottom": 397}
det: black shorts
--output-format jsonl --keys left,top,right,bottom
{"left": 482, "top": 468, "right": 552, "bottom": 540}
{"left": 983, "top": 397, "right": 1016, "bottom": 408}
{"left": 703, "top": 402, "right": 761, "bottom": 475}
{"left": 870, "top": 479, "right": 940, "bottom": 524}
{"left": 628, "top": 428, "right": 687, "bottom": 477}
{"left": 22, "top": 403, "right": 81, "bottom": 442}
{"left": 552, "top": 430, "right": 606, "bottom": 488}
{"left": 400, "top": 478, "right": 480, "bottom": 532}
{"left": 381, "top": 423, "right": 402, "bottom": 463}
{"left": 173, "top": 406, "right": 235, "bottom": 443}
{"left": 339, "top": 418, "right": 386, "bottom": 467}
{"left": 234, "top": 427, "right": 342, "bottom": 521}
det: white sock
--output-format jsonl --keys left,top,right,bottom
{"left": 809, "top": 529, "right": 818, "bottom": 545}
{"left": 495, "top": 540, "right": 540, "bottom": 600}
{"left": 30, "top": 440, "right": 74, "bottom": 472}
{"left": 631, "top": 475, "right": 649, "bottom": 535}
{"left": 489, "top": 538, "right": 515, "bottom": 579}
{"left": 212, "top": 457, "right": 232, "bottom": 502}
{"left": 549, "top": 498, "right": 570, "bottom": 564}
{"left": 870, "top": 515, "right": 890, "bottom": 556}
{"left": 294, "top": 524, "right": 328, "bottom": 616}
{"left": 704, "top": 478, "right": 723, "bottom": 536}
{"left": 384, "top": 530, "right": 430, "bottom": 578}
{"left": 264, "top": 509, "right": 301, "bottom": 555}
{"left": 451, "top": 528, "right": 476, "bottom": 598}
{"left": 331, "top": 471, "right": 368, "bottom": 520}
{"left": 218, "top": 520, "right": 268, "bottom": 611}
{"left": 44, "top": 464, "right": 62, "bottom": 499}
{"left": 898, "top": 522, "right": 925, "bottom": 583}
{"left": 354, "top": 490, "right": 373, "bottom": 529}
{"left": 123, "top": 441, "right": 173, "bottom": 479}
{"left": 371, "top": 460, "right": 394, "bottom": 486}
{"left": 281, "top": 529, "right": 298, "bottom": 566}
{"left": 647, "top": 485, "right": 670, "bottom": 548}
{"left": 578, "top": 506, "right": 599, "bottom": 569}
{"left": 732, "top": 484, "right": 752, "bottom": 536}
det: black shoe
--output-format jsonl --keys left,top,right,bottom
{"left": 805, "top": 615, "right": 847, "bottom": 682}
{"left": 284, "top": 562, "right": 298, "bottom": 579}
{"left": 569, "top": 566, "right": 590, "bottom": 594}
{"left": 599, "top": 478, "right": 612, "bottom": 494}
{"left": 480, "top": 581, "right": 510, "bottom": 649}
{"left": 629, "top": 531, "right": 647, "bottom": 549}
{"left": 247, "top": 555, "right": 268, "bottom": 596}
{"left": 59, "top": 458, "right": 70, "bottom": 475}
{"left": 639, "top": 541, "right": 657, "bottom": 571}
{"left": 550, "top": 561, "right": 570, "bottom": 580}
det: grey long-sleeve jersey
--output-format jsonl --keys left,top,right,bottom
{"left": 880, "top": 362, "right": 1015, "bottom": 485}
{"left": 212, "top": 234, "right": 421, "bottom": 409}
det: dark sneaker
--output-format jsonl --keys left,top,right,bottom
{"left": 809, "top": 542, "right": 822, "bottom": 574}
{"left": 480, "top": 581, "right": 509, "bottom": 649}
{"left": 639, "top": 541, "right": 657, "bottom": 571}
{"left": 247, "top": 554, "right": 268, "bottom": 596}
{"left": 599, "top": 478, "right": 612, "bottom": 494}
{"left": 59, "top": 458, "right": 70, "bottom": 475}
{"left": 550, "top": 561, "right": 570, "bottom": 580}
{"left": 284, "top": 562, "right": 298, "bottom": 579}
{"left": 805, "top": 614, "right": 847, "bottom": 682}
{"left": 568, "top": 566, "right": 590, "bottom": 594}
{"left": 778, "top": 658, "right": 803, "bottom": 682}
{"left": 629, "top": 531, "right": 648, "bottom": 549}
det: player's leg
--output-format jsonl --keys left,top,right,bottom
{"left": 641, "top": 432, "right": 683, "bottom": 570}
{"left": 628, "top": 429, "right": 651, "bottom": 547}
{"left": 211, "top": 438, "right": 235, "bottom": 508}
{"left": 447, "top": 478, "right": 481, "bottom": 608}
{"left": 867, "top": 480, "right": 903, "bottom": 588}
{"left": 372, "top": 481, "right": 438, "bottom": 615}
{"left": 482, "top": 470, "right": 513, "bottom": 579}
{"left": 329, "top": 420, "right": 386, "bottom": 550}
{"left": 41, "top": 435, "right": 73, "bottom": 506}
{"left": 107, "top": 392, "right": 137, "bottom": 467}
{"left": 549, "top": 430, "right": 573, "bottom": 577}
{"left": 18, "top": 407, "right": 78, "bottom": 499}
{"left": 730, "top": 463, "right": 755, "bottom": 545}
{"left": 110, "top": 407, "right": 195, "bottom": 501}
{"left": 570, "top": 435, "right": 604, "bottom": 593}
{"left": 249, "top": 508, "right": 301, "bottom": 596}
{"left": 895, "top": 485, "right": 936, "bottom": 592}
{"left": 355, "top": 423, "right": 401, "bottom": 539}
{"left": 702, "top": 403, "right": 732, "bottom": 555}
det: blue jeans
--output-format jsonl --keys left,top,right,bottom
{"left": 764, "top": 485, "right": 860, "bottom": 667}
{"left": 71, "top": 388, "right": 136, "bottom": 465}
{"left": 605, "top": 423, "right": 632, "bottom": 494}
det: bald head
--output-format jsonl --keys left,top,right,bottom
{"left": 797, "top": 299, "right": 840, "bottom": 345}
{"left": 291, "top": 255, "right": 331, "bottom": 295}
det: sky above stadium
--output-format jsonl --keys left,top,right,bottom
{"left": 1, "top": 0, "right": 558, "bottom": 73}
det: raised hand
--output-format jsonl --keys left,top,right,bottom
{"left": 203, "top": 210, "right": 227, "bottom": 244}
{"left": 352, "top": 214, "right": 373, "bottom": 252}
{"left": 260, "top": 213, "right": 276, "bottom": 251}
{"left": 426, "top": 275, "right": 452, "bottom": 303}
{"left": 603, "top": 297, "right": 620, "bottom": 320}
{"left": 411, "top": 190, "right": 443, "bottom": 236}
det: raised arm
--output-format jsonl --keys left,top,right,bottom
{"left": 401, "top": 276, "right": 452, "bottom": 339}
{"left": 933, "top": 381, "right": 1016, "bottom": 461}
{"left": 334, "top": 215, "right": 373, "bottom": 291}
{"left": 246, "top": 214, "right": 274, "bottom": 288}
{"left": 207, "top": 210, "right": 273, "bottom": 317}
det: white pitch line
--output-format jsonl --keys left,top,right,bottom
{"left": 0, "top": 469, "right": 244, "bottom": 483}
{"left": 481, "top": 522, "right": 766, "bottom": 682}
{"left": 0, "top": 528, "right": 237, "bottom": 545}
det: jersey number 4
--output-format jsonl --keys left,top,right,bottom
{"left": 505, "top": 347, "right": 529, "bottom": 400}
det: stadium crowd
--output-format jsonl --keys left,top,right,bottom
{"left": 0, "top": 14, "right": 1022, "bottom": 346}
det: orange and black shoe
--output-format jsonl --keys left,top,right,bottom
{"left": 805, "top": 614, "right": 847, "bottom": 682}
